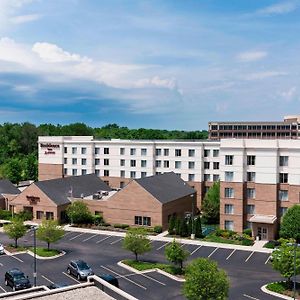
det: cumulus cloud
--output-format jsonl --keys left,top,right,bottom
{"left": 237, "top": 51, "right": 267, "bottom": 62}
{"left": 257, "top": 1, "right": 298, "bottom": 15}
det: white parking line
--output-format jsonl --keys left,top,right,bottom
{"left": 10, "top": 255, "right": 23, "bottom": 263}
{"left": 191, "top": 245, "right": 202, "bottom": 255}
{"left": 110, "top": 238, "right": 123, "bottom": 245}
{"left": 156, "top": 242, "right": 170, "bottom": 250}
{"left": 96, "top": 235, "right": 111, "bottom": 244}
{"left": 180, "top": 243, "right": 185, "bottom": 248}
{"left": 100, "top": 265, "right": 147, "bottom": 290}
{"left": 265, "top": 255, "right": 271, "bottom": 264}
{"left": 207, "top": 247, "right": 219, "bottom": 258}
{"left": 243, "top": 294, "right": 260, "bottom": 300}
{"left": 123, "top": 272, "right": 166, "bottom": 286}
{"left": 69, "top": 233, "right": 84, "bottom": 241}
{"left": 42, "top": 275, "right": 54, "bottom": 284}
{"left": 0, "top": 262, "right": 3, "bottom": 267}
{"left": 0, "top": 285, "right": 7, "bottom": 293}
{"left": 62, "top": 272, "right": 80, "bottom": 284}
{"left": 64, "top": 232, "right": 74, "bottom": 237}
{"left": 82, "top": 234, "right": 97, "bottom": 242}
{"left": 226, "top": 249, "right": 236, "bottom": 260}
{"left": 245, "top": 251, "right": 255, "bottom": 262}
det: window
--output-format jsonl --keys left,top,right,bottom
{"left": 164, "top": 160, "right": 169, "bottom": 168}
{"left": 120, "top": 170, "right": 125, "bottom": 178}
{"left": 104, "top": 159, "right": 109, "bottom": 166}
{"left": 143, "top": 217, "right": 151, "bottom": 226}
{"left": 130, "top": 160, "right": 136, "bottom": 167}
{"left": 279, "top": 190, "right": 288, "bottom": 201}
{"left": 64, "top": 168, "right": 68, "bottom": 175}
{"left": 81, "top": 158, "right": 86, "bottom": 165}
{"left": 72, "top": 147, "right": 77, "bottom": 154}
{"left": 280, "top": 207, "right": 288, "bottom": 216}
{"left": 213, "top": 174, "right": 219, "bottom": 181}
{"left": 130, "top": 171, "right": 136, "bottom": 178}
{"left": 247, "top": 172, "right": 256, "bottom": 182}
{"left": 141, "top": 172, "right": 147, "bottom": 178}
{"left": 120, "top": 159, "right": 125, "bottom": 166}
{"left": 81, "top": 147, "right": 87, "bottom": 155}
{"left": 120, "top": 181, "right": 125, "bottom": 188}
{"left": 204, "top": 149, "right": 210, "bottom": 157}
{"left": 279, "top": 156, "right": 289, "bottom": 167}
{"left": 247, "top": 188, "right": 256, "bottom": 199}
{"left": 164, "top": 149, "right": 169, "bottom": 156}
{"left": 247, "top": 205, "right": 255, "bottom": 215}
{"left": 204, "top": 162, "right": 210, "bottom": 169}
{"left": 175, "top": 149, "right": 181, "bottom": 157}
{"left": 64, "top": 158, "right": 67, "bottom": 164}
{"left": 225, "top": 155, "right": 234, "bottom": 165}
{"left": 247, "top": 155, "right": 256, "bottom": 166}
{"left": 189, "top": 161, "right": 195, "bottom": 169}
{"left": 225, "top": 204, "right": 234, "bottom": 214}
{"left": 95, "top": 158, "right": 100, "bottom": 165}
{"left": 104, "top": 170, "right": 109, "bottom": 176}
{"left": 225, "top": 188, "right": 234, "bottom": 198}
{"left": 64, "top": 147, "right": 67, "bottom": 154}
{"left": 213, "top": 162, "right": 219, "bottom": 170}
{"left": 213, "top": 149, "right": 219, "bottom": 157}
{"left": 72, "top": 158, "right": 77, "bottom": 165}
{"left": 204, "top": 174, "right": 210, "bottom": 181}
{"left": 156, "top": 149, "right": 162, "bottom": 156}
{"left": 82, "top": 169, "right": 87, "bottom": 175}
{"left": 189, "top": 149, "right": 195, "bottom": 157}
{"left": 175, "top": 161, "right": 181, "bottom": 169}
{"left": 120, "top": 148, "right": 125, "bottom": 155}
{"left": 46, "top": 212, "right": 54, "bottom": 220}
{"left": 224, "top": 220, "right": 234, "bottom": 231}
{"left": 141, "top": 160, "right": 147, "bottom": 167}
{"left": 141, "top": 148, "right": 147, "bottom": 156}
{"left": 225, "top": 171, "right": 234, "bottom": 182}
{"left": 104, "top": 148, "right": 109, "bottom": 154}
{"left": 204, "top": 186, "right": 210, "bottom": 194}
{"left": 36, "top": 211, "right": 44, "bottom": 220}
{"left": 155, "top": 160, "right": 161, "bottom": 168}
{"left": 95, "top": 169, "right": 100, "bottom": 176}
{"left": 134, "top": 216, "right": 151, "bottom": 226}
{"left": 95, "top": 147, "right": 100, "bottom": 155}
{"left": 188, "top": 174, "right": 195, "bottom": 181}
{"left": 279, "top": 173, "right": 288, "bottom": 183}
{"left": 130, "top": 148, "right": 136, "bottom": 155}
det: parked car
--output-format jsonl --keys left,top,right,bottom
{"left": 4, "top": 268, "right": 31, "bottom": 291}
{"left": 47, "top": 282, "right": 69, "bottom": 289}
{"left": 67, "top": 260, "right": 94, "bottom": 280}
{"left": 99, "top": 274, "right": 119, "bottom": 288}
{"left": 0, "top": 243, "right": 4, "bottom": 255}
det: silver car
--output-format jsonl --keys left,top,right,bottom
{"left": 0, "top": 243, "right": 4, "bottom": 255}
{"left": 67, "top": 260, "right": 94, "bottom": 281}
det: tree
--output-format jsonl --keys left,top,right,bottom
{"left": 168, "top": 215, "right": 176, "bottom": 235}
{"left": 123, "top": 228, "right": 151, "bottom": 261}
{"left": 175, "top": 217, "right": 181, "bottom": 235}
{"left": 183, "top": 258, "right": 229, "bottom": 300}
{"left": 165, "top": 239, "right": 189, "bottom": 271}
{"left": 24, "top": 153, "right": 38, "bottom": 180}
{"left": 194, "top": 217, "right": 203, "bottom": 238}
{"left": 280, "top": 205, "right": 300, "bottom": 243}
{"left": 66, "top": 201, "right": 93, "bottom": 224}
{"left": 272, "top": 242, "right": 300, "bottom": 287}
{"left": 180, "top": 219, "right": 189, "bottom": 237}
{"left": 4, "top": 219, "right": 27, "bottom": 248}
{"left": 3, "top": 158, "right": 23, "bottom": 184}
{"left": 202, "top": 181, "right": 220, "bottom": 224}
{"left": 36, "top": 220, "right": 64, "bottom": 250}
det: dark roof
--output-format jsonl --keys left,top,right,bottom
{"left": 0, "top": 179, "right": 21, "bottom": 195}
{"left": 135, "top": 172, "right": 195, "bottom": 204}
{"left": 35, "top": 174, "right": 111, "bottom": 206}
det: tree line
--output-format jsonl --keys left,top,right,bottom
{"left": 0, "top": 122, "right": 208, "bottom": 184}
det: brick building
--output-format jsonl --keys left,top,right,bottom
{"left": 0, "top": 179, "right": 21, "bottom": 210}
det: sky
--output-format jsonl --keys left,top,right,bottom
{"left": 0, "top": 0, "right": 300, "bottom": 130}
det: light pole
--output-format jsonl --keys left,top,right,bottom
{"left": 31, "top": 226, "right": 37, "bottom": 287}
{"left": 190, "top": 194, "right": 195, "bottom": 239}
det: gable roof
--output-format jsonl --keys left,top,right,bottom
{"left": 135, "top": 172, "right": 195, "bottom": 204}
{"left": 35, "top": 174, "right": 111, "bottom": 206}
{"left": 0, "top": 179, "right": 21, "bottom": 195}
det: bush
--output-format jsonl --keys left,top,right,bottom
{"left": 267, "top": 282, "right": 287, "bottom": 294}
{"left": 154, "top": 226, "right": 163, "bottom": 234}
{"left": 243, "top": 228, "right": 252, "bottom": 237}
{"left": 114, "top": 223, "right": 130, "bottom": 229}
{"left": 0, "top": 210, "right": 13, "bottom": 220}
{"left": 16, "top": 210, "right": 32, "bottom": 221}
{"left": 264, "top": 240, "right": 281, "bottom": 249}
{"left": 241, "top": 239, "right": 254, "bottom": 246}
{"left": 93, "top": 215, "right": 103, "bottom": 226}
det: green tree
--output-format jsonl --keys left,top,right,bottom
{"left": 175, "top": 217, "right": 181, "bottom": 235}
{"left": 202, "top": 181, "right": 220, "bottom": 224}
{"left": 183, "top": 258, "right": 229, "bottom": 300}
{"left": 24, "top": 153, "right": 38, "bottom": 180}
{"left": 180, "top": 219, "right": 189, "bottom": 237}
{"left": 194, "top": 217, "right": 203, "bottom": 238}
{"left": 165, "top": 239, "right": 189, "bottom": 270}
{"left": 36, "top": 219, "right": 64, "bottom": 250}
{"left": 168, "top": 215, "right": 176, "bottom": 235}
{"left": 272, "top": 242, "right": 300, "bottom": 287}
{"left": 123, "top": 228, "right": 151, "bottom": 261}
{"left": 4, "top": 219, "right": 27, "bottom": 248}
{"left": 280, "top": 205, "right": 300, "bottom": 243}
{"left": 3, "top": 158, "right": 23, "bottom": 184}
{"left": 66, "top": 200, "right": 93, "bottom": 224}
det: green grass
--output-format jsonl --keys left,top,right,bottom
{"left": 267, "top": 282, "right": 287, "bottom": 294}
{"left": 123, "top": 259, "right": 183, "bottom": 275}
{"left": 203, "top": 234, "right": 254, "bottom": 246}
{"left": 29, "top": 247, "right": 60, "bottom": 257}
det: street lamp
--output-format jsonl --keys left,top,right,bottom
{"left": 30, "top": 226, "right": 37, "bottom": 287}
{"left": 190, "top": 194, "right": 195, "bottom": 240}
{"left": 287, "top": 242, "right": 300, "bottom": 300}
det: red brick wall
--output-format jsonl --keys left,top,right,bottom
{"left": 38, "top": 163, "right": 64, "bottom": 181}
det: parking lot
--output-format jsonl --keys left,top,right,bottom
{"left": 0, "top": 230, "right": 282, "bottom": 300}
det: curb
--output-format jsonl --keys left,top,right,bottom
{"left": 261, "top": 284, "right": 294, "bottom": 300}
{"left": 4, "top": 248, "right": 66, "bottom": 260}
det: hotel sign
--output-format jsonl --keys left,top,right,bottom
{"left": 40, "top": 143, "right": 60, "bottom": 155}
{"left": 26, "top": 196, "right": 40, "bottom": 204}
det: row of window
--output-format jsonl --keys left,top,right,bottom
{"left": 224, "top": 204, "right": 255, "bottom": 215}
{"left": 225, "top": 155, "right": 289, "bottom": 166}
{"left": 224, "top": 171, "right": 289, "bottom": 183}
{"left": 134, "top": 216, "right": 151, "bottom": 226}
{"left": 217, "top": 124, "right": 296, "bottom": 131}
{"left": 36, "top": 211, "right": 54, "bottom": 220}
{"left": 224, "top": 188, "right": 290, "bottom": 200}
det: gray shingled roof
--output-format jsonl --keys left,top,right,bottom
{"left": 35, "top": 174, "right": 111, "bottom": 206}
{"left": 135, "top": 172, "right": 195, "bottom": 204}
{"left": 0, "top": 179, "right": 21, "bottom": 195}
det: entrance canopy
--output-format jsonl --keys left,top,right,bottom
{"left": 249, "top": 215, "right": 277, "bottom": 224}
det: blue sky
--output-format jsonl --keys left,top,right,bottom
{"left": 0, "top": 0, "right": 300, "bottom": 130}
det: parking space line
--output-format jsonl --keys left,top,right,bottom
{"left": 10, "top": 255, "right": 23, "bottom": 263}
{"left": 265, "top": 255, "right": 271, "bottom": 264}
{"left": 0, "top": 285, "right": 7, "bottom": 293}
{"left": 64, "top": 232, "right": 73, "bottom": 237}
{"left": 180, "top": 243, "right": 185, "bottom": 248}
{"left": 82, "top": 234, "right": 97, "bottom": 242}
{"left": 42, "top": 275, "right": 55, "bottom": 284}
{"left": 62, "top": 272, "right": 80, "bottom": 284}
{"left": 0, "top": 262, "right": 3, "bottom": 267}
{"left": 96, "top": 235, "right": 111, "bottom": 244}
{"left": 156, "top": 242, "right": 170, "bottom": 250}
{"left": 243, "top": 294, "right": 260, "bottom": 300}
{"left": 110, "top": 238, "right": 123, "bottom": 245}
{"left": 122, "top": 272, "right": 166, "bottom": 286}
{"left": 69, "top": 233, "right": 84, "bottom": 241}
{"left": 207, "top": 247, "right": 219, "bottom": 258}
{"left": 100, "top": 265, "right": 147, "bottom": 290}
{"left": 191, "top": 245, "right": 202, "bottom": 255}
{"left": 226, "top": 249, "right": 236, "bottom": 260}
{"left": 245, "top": 251, "right": 255, "bottom": 262}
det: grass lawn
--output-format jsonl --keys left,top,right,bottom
{"left": 5, "top": 245, "right": 28, "bottom": 253}
{"left": 203, "top": 234, "right": 254, "bottom": 246}
{"left": 123, "top": 259, "right": 183, "bottom": 275}
{"left": 29, "top": 247, "right": 61, "bottom": 257}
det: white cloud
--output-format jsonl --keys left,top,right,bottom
{"left": 135, "top": 76, "right": 177, "bottom": 89}
{"left": 237, "top": 51, "right": 267, "bottom": 62}
{"left": 10, "top": 13, "right": 41, "bottom": 24}
{"left": 280, "top": 87, "right": 297, "bottom": 101}
{"left": 245, "top": 71, "right": 287, "bottom": 80}
{"left": 257, "top": 1, "right": 298, "bottom": 15}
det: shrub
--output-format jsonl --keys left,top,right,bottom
{"left": 267, "top": 282, "right": 287, "bottom": 294}
{"left": 93, "top": 215, "right": 103, "bottom": 226}
{"left": 16, "top": 210, "right": 32, "bottom": 221}
{"left": 114, "top": 223, "right": 130, "bottom": 229}
{"left": 243, "top": 228, "right": 252, "bottom": 237}
{"left": 241, "top": 239, "right": 254, "bottom": 246}
{"left": 215, "top": 229, "right": 224, "bottom": 236}
{"left": 0, "top": 210, "right": 13, "bottom": 220}
{"left": 154, "top": 225, "right": 163, "bottom": 234}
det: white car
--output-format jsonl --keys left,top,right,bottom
{"left": 0, "top": 243, "right": 4, "bottom": 255}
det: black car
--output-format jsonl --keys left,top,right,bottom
{"left": 4, "top": 268, "right": 31, "bottom": 291}
{"left": 67, "top": 260, "right": 94, "bottom": 280}
{"left": 99, "top": 274, "right": 119, "bottom": 288}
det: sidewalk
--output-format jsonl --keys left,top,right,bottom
{"left": 63, "top": 225, "right": 272, "bottom": 254}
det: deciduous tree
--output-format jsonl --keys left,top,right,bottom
{"left": 4, "top": 219, "right": 27, "bottom": 248}
{"left": 165, "top": 239, "right": 189, "bottom": 270}
{"left": 280, "top": 205, "right": 300, "bottom": 243}
{"left": 202, "top": 181, "right": 220, "bottom": 224}
{"left": 66, "top": 201, "right": 93, "bottom": 224}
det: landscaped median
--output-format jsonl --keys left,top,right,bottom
{"left": 262, "top": 282, "right": 299, "bottom": 300}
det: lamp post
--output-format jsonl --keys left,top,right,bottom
{"left": 31, "top": 226, "right": 37, "bottom": 287}
{"left": 190, "top": 194, "right": 195, "bottom": 239}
